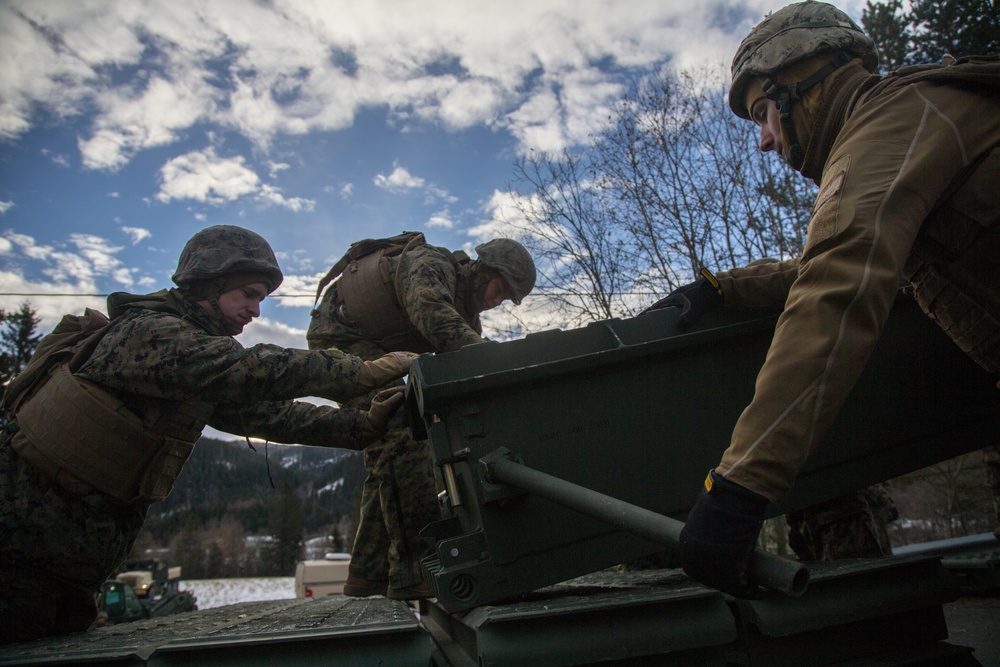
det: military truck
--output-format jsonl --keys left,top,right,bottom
{"left": 2, "top": 293, "right": 999, "bottom": 666}
{"left": 96, "top": 559, "right": 197, "bottom": 625}
{"left": 294, "top": 552, "right": 351, "bottom": 598}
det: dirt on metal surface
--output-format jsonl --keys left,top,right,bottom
{"left": 943, "top": 596, "right": 1000, "bottom": 667}
{"left": 0, "top": 596, "right": 419, "bottom": 665}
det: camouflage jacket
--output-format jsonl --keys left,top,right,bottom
{"left": 307, "top": 243, "right": 484, "bottom": 355}
{"left": 76, "top": 288, "right": 371, "bottom": 447}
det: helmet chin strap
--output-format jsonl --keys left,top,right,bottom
{"left": 761, "top": 53, "right": 851, "bottom": 171}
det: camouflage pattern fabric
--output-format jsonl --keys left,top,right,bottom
{"left": 785, "top": 484, "right": 897, "bottom": 562}
{"left": 328, "top": 337, "right": 441, "bottom": 590}
{"left": 728, "top": 0, "right": 877, "bottom": 119}
{"left": 474, "top": 238, "right": 536, "bottom": 304}
{"left": 0, "top": 424, "right": 147, "bottom": 645}
{"left": 1, "top": 288, "right": 381, "bottom": 643}
{"left": 308, "top": 244, "right": 487, "bottom": 589}
{"left": 171, "top": 225, "right": 283, "bottom": 293}
{"left": 308, "top": 243, "right": 485, "bottom": 352}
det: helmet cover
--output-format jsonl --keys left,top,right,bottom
{"left": 475, "top": 238, "right": 536, "bottom": 304}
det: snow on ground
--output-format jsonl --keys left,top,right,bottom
{"left": 180, "top": 577, "right": 296, "bottom": 610}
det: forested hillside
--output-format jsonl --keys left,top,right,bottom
{"left": 134, "top": 437, "right": 366, "bottom": 577}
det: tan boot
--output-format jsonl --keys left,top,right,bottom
{"left": 386, "top": 581, "right": 435, "bottom": 600}
{"left": 343, "top": 574, "right": 389, "bottom": 597}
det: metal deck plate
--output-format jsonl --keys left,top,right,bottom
{"left": 0, "top": 596, "right": 430, "bottom": 667}
{"left": 422, "top": 569, "right": 735, "bottom": 667}
{"left": 424, "top": 557, "right": 978, "bottom": 667}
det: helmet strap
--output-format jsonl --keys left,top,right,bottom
{"left": 470, "top": 262, "right": 499, "bottom": 313}
{"left": 761, "top": 52, "right": 851, "bottom": 170}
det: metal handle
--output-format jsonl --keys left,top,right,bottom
{"left": 483, "top": 451, "right": 808, "bottom": 597}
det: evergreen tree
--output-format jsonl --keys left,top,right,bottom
{"left": 861, "top": 0, "right": 911, "bottom": 72}
{"left": 908, "top": 0, "right": 1000, "bottom": 62}
{"left": 863, "top": 0, "right": 999, "bottom": 73}
{"left": 262, "top": 481, "right": 304, "bottom": 576}
{"left": 0, "top": 301, "right": 42, "bottom": 388}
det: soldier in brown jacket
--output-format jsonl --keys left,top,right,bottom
{"left": 669, "top": 1, "right": 1000, "bottom": 597}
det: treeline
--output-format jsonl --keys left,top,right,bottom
{"left": 132, "top": 437, "right": 367, "bottom": 578}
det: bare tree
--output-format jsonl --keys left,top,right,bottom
{"left": 507, "top": 149, "right": 642, "bottom": 329}
{"left": 507, "top": 64, "right": 815, "bottom": 327}
{"left": 595, "top": 65, "right": 814, "bottom": 293}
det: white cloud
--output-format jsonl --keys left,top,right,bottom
{"left": 156, "top": 148, "right": 315, "bottom": 211}
{"left": 468, "top": 188, "right": 538, "bottom": 243}
{"left": 0, "top": 229, "right": 145, "bottom": 329}
{"left": 157, "top": 148, "right": 260, "bottom": 204}
{"left": 0, "top": 201, "right": 14, "bottom": 214}
{"left": 426, "top": 211, "right": 454, "bottom": 230}
{"left": 0, "top": 269, "right": 108, "bottom": 332}
{"left": 121, "top": 226, "right": 152, "bottom": 244}
{"left": 3, "top": 0, "right": 862, "bottom": 167}
{"left": 374, "top": 164, "right": 425, "bottom": 192}
{"left": 80, "top": 74, "right": 217, "bottom": 170}
{"left": 2, "top": 230, "right": 134, "bottom": 289}
{"left": 268, "top": 161, "right": 290, "bottom": 179}
{"left": 235, "top": 315, "right": 307, "bottom": 350}
{"left": 257, "top": 184, "right": 316, "bottom": 213}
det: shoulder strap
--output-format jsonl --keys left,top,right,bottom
{"left": 891, "top": 54, "right": 1000, "bottom": 89}
{"left": 311, "top": 231, "right": 426, "bottom": 314}
{"left": 3, "top": 308, "right": 120, "bottom": 415}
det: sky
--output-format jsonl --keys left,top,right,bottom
{"left": 0, "top": 0, "right": 869, "bottom": 351}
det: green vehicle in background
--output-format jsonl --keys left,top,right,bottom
{"left": 96, "top": 559, "right": 197, "bottom": 625}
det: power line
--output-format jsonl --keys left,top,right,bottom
{"left": 0, "top": 290, "right": 667, "bottom": 298}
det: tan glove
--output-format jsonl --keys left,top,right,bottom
{"left": 359, "top": 387, "right": 407, "bottom": 445}
{"left": 356, "top": 351, "right": 418, "bottom": 393}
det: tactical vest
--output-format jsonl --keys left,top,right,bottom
{"left": 8, "top": 308, "right": 211, "bottom": 503}
{"left": 313, "top": 233, "right": 472, "bottom": 353}
{"left": 887, "top": 56, "right": 1000, "bottom": 374}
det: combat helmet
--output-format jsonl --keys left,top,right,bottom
{"left": 729, "top": 1, "right": 878, "bottom": 169}
{"left": 475, "top": 239, "right": 536, "bottom": 305}
{"left": 172, "top": 225, "right": 284, "bottom": 295}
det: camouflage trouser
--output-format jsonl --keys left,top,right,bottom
{"left": 0, "top": 425, "right": 147, "bottom": 644}
{"left": 349, "top": 429, "right": 439, "bottom": 588}
{"left": 984, "top": 444, "right": 1000, "bottom": 538}
{"left": 330, "top": 339, "right": 439, "bottom": 590}
{"left": 785, "top": 484, "right": 897, "bottom": 562}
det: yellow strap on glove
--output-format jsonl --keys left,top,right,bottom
{"left": 357, "top": 351, "right": 418, "bottom": 392}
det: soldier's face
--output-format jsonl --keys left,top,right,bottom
{"left": 215, "top": 282, "right": 268, "bottom": 335}
{"left": 482, "top": 276, "right": 513, "bottom": 310}
{"left": 750, "top": 98, "right": 783, "bottom": 158}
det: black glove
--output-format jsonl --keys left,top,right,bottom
{"left": 679, "top": 469, "right": 768, "bottom": 598}
{"left": 643, "top": 268, "right": 722, "bottom": 328}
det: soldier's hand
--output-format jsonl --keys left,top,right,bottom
{"left": 679, "top": 470, "right": 768, "bottom": 598}
{"left": 357, "top": 351, "right": 419, "bottom": 392}
{"left": 359, "top": 387, "right": 407, "bottom": 445}
{"left": 642, "top": 269, "right": 722, "bottom": 328}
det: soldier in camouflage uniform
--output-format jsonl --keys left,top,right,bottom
{"left": 307, "top": 236, "right": 536, "bottom": 599}
{"left": 663, "top": 1, "right": 1000, "bottom": 597}
{"left": 0, "top": 225, "right": 414, "bottom": 645}
{"left": 785, "top": 484, "right": 897, "bottom": 561}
